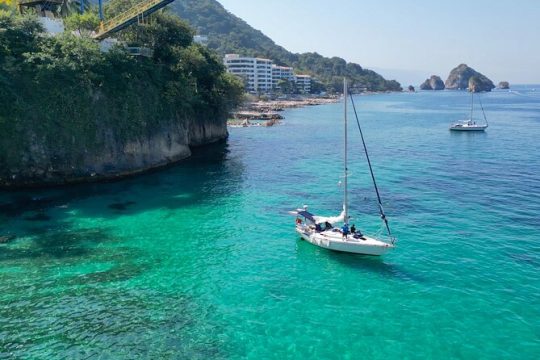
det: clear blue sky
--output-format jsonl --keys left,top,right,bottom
{"left": 218, "top": 0, "right": 540, "bottom": 85}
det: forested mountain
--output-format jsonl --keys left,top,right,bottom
{"left": 170, "top": 0, "right": 401, "bottom": 92}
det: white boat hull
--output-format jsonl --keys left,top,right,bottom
{"left": 450, "top": 120, "right": 488, "bottom": 131}
{"left": 296, "top": 226, "right": 394, "bottom": 256}
{"left": 449, "top": 125, "right": 488, "bottom": 131}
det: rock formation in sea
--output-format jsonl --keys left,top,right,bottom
{"left": 408, "top": 85, "right": 416, "bottom": 92}
{"left": 420, "top": 76, "right": 445, "bottom": 90}
{"left": 498, "top": 81, "right": 510, "bottom": 89}
{"left": 445, "top": 64, "right": 495, "bottom": 92}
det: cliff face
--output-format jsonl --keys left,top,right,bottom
{"left": 0, "top": 114, "right": 227, "bottom": 188}
{"left": 445, "top": 64, "right": 495, "bottom": 92}
{"left": 420, "top": 75, "right": 445, "bottom": 90}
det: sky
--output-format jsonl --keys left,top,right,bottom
{"left": 218, "top": 0, "right": 540, "bottom": 85}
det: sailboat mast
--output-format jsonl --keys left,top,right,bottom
{"left": 344, "top": 78, "right": 349, "bottom": 225}
{"left": 470, "top": 90, "right": 474, "bottom": 121}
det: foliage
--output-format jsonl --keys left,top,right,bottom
{"left": 0, "top": 12, "right": 243, "bottom": 172}
{"left": 59, "top": 0, "right": 91, "bottom": 18}
{"left": 64, "top": 12, "right": 100, "bottom": 35}
{"left": 276, "top": 79, "right": 297, "bottom": 95}
{"left": 0, "top": 0, "right": 16, "bottom": 9}
{"left": 170, "top": 0, "right": 402, "bottom": 93}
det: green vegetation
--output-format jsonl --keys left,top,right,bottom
{"left": 64, "top": 12, "right": 100, "bottom": 35}
{"left": 0, "top": 8, "right": 243, "bottom": 174}
{"left": 170, "top": 0, "right": 402, "bottom": 93}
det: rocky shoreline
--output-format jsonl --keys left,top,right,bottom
{"left": 228, "top": 96, "right": 340, "bottom": 127}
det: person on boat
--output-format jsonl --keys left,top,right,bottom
{"left": 324, "top": 221, "right": 332, "bottom": 231}
{"left": 351, "top": 224, "right": 365, "bottom": 239}
{"left": 315, "top": 223, "right": 322, "bottom": 232}
{"left": 341, "top": 223, "right": 349, "bottom": 238}
{"left": 295, "top": 218, "right": 302, "bottom": 225}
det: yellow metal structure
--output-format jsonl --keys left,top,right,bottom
{"left": 93, "top": 0, "right": 175, "bottom": 40}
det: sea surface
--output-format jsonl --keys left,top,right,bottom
{"left": 1, "top": 86, "right": 539, "bottom": 359}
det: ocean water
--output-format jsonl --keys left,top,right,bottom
{"left": 1, "top": 87, "right": 539, "bottom": 359}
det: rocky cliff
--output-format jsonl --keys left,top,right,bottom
{"left": 0, "top": 111, "right": 228, "bottom": 188}
{"left": 445, "top": 64, "right": 495, "bottom": 92}
{"left": 0, "top": 12, "right": 243, "bottom": 188}
{"left": 420, "top": 75, "right": 445, "bottom": 90}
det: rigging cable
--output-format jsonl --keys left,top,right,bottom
{"left": 349, "top": 93, "right": 394, "bottom": 242}
{"left": 477, "top": 94, "right": 488, "bottom": 126}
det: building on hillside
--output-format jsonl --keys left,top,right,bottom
{"left": 295, "top": 75, "right": 312, "bottom": 94}
{"left": 272, "top": 65, "right": 295, "bottom": 88}
{"left": 224, "top": 54, "right": 273, "bottom": 93}
{"left": 193, "top": 35, "right": 208, "bottom": 45}
{"left": 17, "top": 0, "right": 65, "bottom": 35}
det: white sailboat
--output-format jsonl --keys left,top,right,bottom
{"left": 450, "top": 91, "right": 489, "bottom": 131}
{"left": 290, "top": 79, "right": 395, "bottom": 256}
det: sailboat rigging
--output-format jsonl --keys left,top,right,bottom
{"left": 349, "top": 92, "right": 392, "bottom": 239}
{"left": 449, "top": 91, "right": 489, "bottom": 131}
{"left": 290, "top": 79, "right": 395, "bottom": 256}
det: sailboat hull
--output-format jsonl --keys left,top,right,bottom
{"left": 296, "top": 226, "right": 394, "bottom": 256}
{"left": 449, "top": 124, "right": 488, "bottom": 131}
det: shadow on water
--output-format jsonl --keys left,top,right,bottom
{"left": 0, "top": 140, "right": 245, "bottom": 236}
{"left": 0, "top": 228, "right": 116, "bottom": 262}
{"left": 296, "top": 239, "right": 423, "bottom": 283}
{"left": 332, "top": 253, "right": 422, "bottom": 282}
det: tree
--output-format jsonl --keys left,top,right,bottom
{"left": 276, "top": 79, "right": 296, "bottom": 95}
{"left": 64, "top": 12, "right": 100, "bottom": 36}
{"left": 0, "top": 0, "right": 16, "bottom": 9}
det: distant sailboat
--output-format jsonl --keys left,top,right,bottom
{"left": 450, "top": 91, "right": 489, "bottom": 131}
{"left": 290, "top": 79, "right": 395, "bottom": 256}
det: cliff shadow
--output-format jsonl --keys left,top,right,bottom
{"left": 0, "top": 140, "right": 245, "bottom": 240}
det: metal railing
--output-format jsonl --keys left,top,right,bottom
{"left": 93, "top": 0, "right": 175, "bottom": 40}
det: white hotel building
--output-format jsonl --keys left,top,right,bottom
{"left": 223, "top": 54, "right": 273, "bottom": 93}
{"left": 295, "top": 75, "right": 312, "bottom": 94}
{"left": 224, "top": 54, "right": 312, "bottom": 94}
{"left": 272, "top": 65, "right": 295, "bottom": 86}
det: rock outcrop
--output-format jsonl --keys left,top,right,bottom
{"left": 498, "top": 81, "right": 510, "bottom": 89}
{"left": 445, "top": 64, "right": 495, "bottom": 92}
{"left": 407, "top": 85, "right": 415, "bottom": 92}
{"left": 420, "top": 75, "right": 445, "bottom": 90}
{"left": 0, "top": 113, "right": 228, "bottom": 188}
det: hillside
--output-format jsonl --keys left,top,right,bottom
{"left": 169, "top": 0, "right": 401, "bottom": 93}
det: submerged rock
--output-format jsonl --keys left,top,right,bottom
{"left": 0, "top": 234, "right": 16, "bottom": 244}
{"left": 445, "top": 64, "right": 495, "bottom": 92}
{"left": 420, "top": 76, "right": 445, "bottom": 90}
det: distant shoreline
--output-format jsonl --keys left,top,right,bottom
{"left": 228, "top": 96, "right": 340, "bottom": 127}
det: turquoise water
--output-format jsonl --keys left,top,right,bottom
{"left": 1, "top": 87, "right": 539, "bottom": 359}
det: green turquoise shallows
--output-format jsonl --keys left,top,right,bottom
{"left": 1, "top": 87, "right": 539, "bottom": 359}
